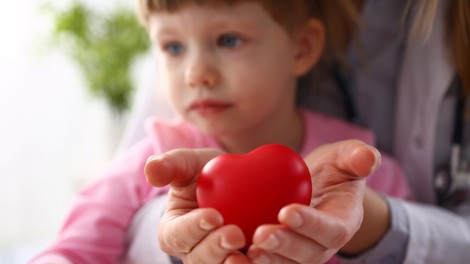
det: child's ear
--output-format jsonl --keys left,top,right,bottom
{"left": 292, "top": 19, "right": 325, "bottom": 76}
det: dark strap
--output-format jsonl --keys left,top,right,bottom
{"left": 169, "top": 255, "right": 183, "bottom": 264}
{"left": 453, "top": 76, "right": 465, "bottom": 146}
{"left": 333, "top": 62, "right": 358, "bottom": 123}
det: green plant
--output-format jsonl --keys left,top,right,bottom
{"left": 44, "top": 1, "right": 150, "bottom": 114}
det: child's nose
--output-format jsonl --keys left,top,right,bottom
{"left": 185, "top": 56, "right": 219, "bottom": 89}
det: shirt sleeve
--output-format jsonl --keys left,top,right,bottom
{"left": 338, "top": 196, "right": 409, "bottom": 264}
{"left": 339, "top": 197, "right": 470, "bottom": 264}
{"left": 402, "top": 201, "right": 470, "bottom": 263}
{"left": 30, "top": 138, "right": 157, "bottom": 264}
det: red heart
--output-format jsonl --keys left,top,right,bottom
{"left": 197, "top": 144, "right": 312, "bottom": 248}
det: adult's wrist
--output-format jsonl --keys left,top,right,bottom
{"left": 339, "top": 188, "right": 391, "bottom": 256}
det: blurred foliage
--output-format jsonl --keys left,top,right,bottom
{"left": 43, "top": 1, "right": 150, "bottom": 114}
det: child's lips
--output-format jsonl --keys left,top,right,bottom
{"left": 189, "top": 99, "right": 233, "bottom": 115}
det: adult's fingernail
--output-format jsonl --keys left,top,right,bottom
{"left": 280, "top": 207, "right": 304, "bottom": 227}
{"left": 220, "top": 236, "right": 236, "bottom": 250}
{"left": 252, "top": 252, "right": 271, "bottom": 264}
{"left": 368, "top": 146, "right": 382, "bottom": 172}
{"left": 199, "top": 219, "right": 216, "bottom": 231}
{"left": 285, "top": 211, "right": 304, "bottom": 228}
{"left": 259, "top": 234, "right": 280, "bottom": 250}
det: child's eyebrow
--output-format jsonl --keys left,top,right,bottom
{"left": 204, "top": 19, "right": 261, "bottom": 37}
{"left": 149, "top": 25, "right": 178, "bottom": 42}
{"left": 150, "top": 22, "right": 259, "bottom": 43}
{"left": 211, "top": 17, "right": 261, "bottom": 31}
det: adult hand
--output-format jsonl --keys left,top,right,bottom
{"left": 145, "top": 148, "right": 250, "bottom": 264}
{"left": 247, "top": 139, "right": 381, "bottom": 263}
{"left": 145, "top": 140, "right": 381, "bottom": 264}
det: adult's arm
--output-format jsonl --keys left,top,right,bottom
{"left": 400, "top": 200, "right": 470, "bottom": 263}
{"left": 340, "top": 189, "right": 470, "bottom": 263}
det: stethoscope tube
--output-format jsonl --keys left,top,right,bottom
{"left": 333, "top": 66, "right": 468, "bottom": 208}
{"left": 434, "top": 76, "right": 469, "bottom": 208}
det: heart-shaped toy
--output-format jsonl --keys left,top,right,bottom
{"left": 197, "top": 144, "right": 312, "bottom": 248}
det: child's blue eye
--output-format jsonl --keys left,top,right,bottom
{"left": 218, "top": 34, "right": 243, "bottom": 48}
{"left": 164, "top": 42, "right": 184, "bottom": 56}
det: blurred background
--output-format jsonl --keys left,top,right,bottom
{"left": 0, "top": 0, "right": 173, "bottom": 262}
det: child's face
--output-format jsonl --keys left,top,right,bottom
{"left": 150, "top": 2, "right": 304, "bottom": 139}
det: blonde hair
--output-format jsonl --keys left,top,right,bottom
{"left": 410, "top": 0, "right": 470, "bottom": 96}
{"left": 448, "top": 0, "right": 470, "bottom": 97}
{"left": 136, "top": 0, "right": 359, "bottom": 70}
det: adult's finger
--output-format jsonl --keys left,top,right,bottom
{"left": 249, "top": 223, "right": 330, "bottom": 264}
{"left": 278, "top": 203, "right": 360, "bottom": 250}
{"left": 145, "top": 148, "right": 224, "bottom": 187}
{"left": 158, "top": 207, "right": 224, "bottom": 255}
{"left": 186, "top": 224, "right": 247, "bottom": 264}
{"left": 304, "top": 139, "right": 381, "bottom": 179}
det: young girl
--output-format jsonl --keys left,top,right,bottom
{"left": 31, "top": 0, "right": 411, "bottom": 263}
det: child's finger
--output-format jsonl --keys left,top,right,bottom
{"left": 145, "top": 148, "right": 224, "bottom": 187}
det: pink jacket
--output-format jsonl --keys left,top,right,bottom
{"left": 31, "top": 109, "right": 411, "bottom": 263}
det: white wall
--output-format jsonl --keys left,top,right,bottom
{"left": 0, "top": 0, "right": 157, "bottom": 262}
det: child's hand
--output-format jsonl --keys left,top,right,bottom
{"left": 247, "top": 140, "right": 380, "bottom": 263}
{"left": 145, "top": 148, "right": 251, "bottom": 264}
